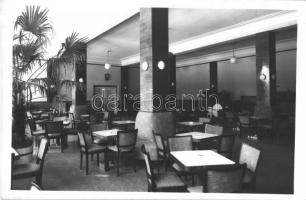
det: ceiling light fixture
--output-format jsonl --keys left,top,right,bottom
{"left": 230, "top": 44, "right": 237, "bottom": 64}
{"left": 105, "top": 50, "right": 112, "bottom": 70}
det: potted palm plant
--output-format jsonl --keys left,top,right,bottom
{"left": 12, "top": 6, "right": 53, "bottom": 160}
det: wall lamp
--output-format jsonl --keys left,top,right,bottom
{"left": 157, "top": 60, "right": 165, "bottom": 70}
{"left": 141, "top": 61, "right": 149, "bottom": 71}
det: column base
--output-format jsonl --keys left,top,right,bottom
{"left": 135, "top": 111, "right": 175, "bottom": 160}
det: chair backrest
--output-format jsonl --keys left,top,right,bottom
{"left": 205, "top": 124, "right": 223, "bottom": 135}
{"left": 239, "top": 143, "right": 262, "bottom": 173}
{"left": 77, "top": 132, "right": 88, "bottom": 152}
{"left": 30, "top": 182, "right": 42, "bottom": 190}
{"left": 141, "top": 144, "right": 155, "bottom": 191}
{"left": 27, "top": 118, "right": 36, "bottom": 134}
{"left": 203, "top": 164, "right": 246, "bottom": 193}
{"left": 36, "top": 138, "right": 48, "bottom": 166}
{"left": 45, "top": 121, "right": 63, "bottom": 135}
{"left": 102, "top": 112, "right": 109, "bottom": 121}
{"left": 152, "top": 131, "right": 166, "bottom": 152}
{"left": 53, "top": 116, "right": 67, "bottom": 122}
{"left": 167, "top": 135, "right": 193, "bottom": 152}
{"left": 238, "top": 115, "right": 250, "bottom": 125}
{"left": 117, "top": 129, "right": 138, "bottom": 149}
{"left": 90, "top": 123, "right": 106, "bottom": 132}
{"left": 218, "top": 134, "right": 236, "bottom": 156}
{"left": 199, "top": 117, "right": 211, "bottom": 124}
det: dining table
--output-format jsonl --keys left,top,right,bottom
{"left": 92, "top": 128, "right": 122, "bottom": 139}
{"left": 176, "top": 121, "right": 203, "bottom": 131}
{"left": 170, "top": 150, "right": 235, "bottom": 184}
{"left": 111, "top": 120, "right": 135, "bottom": 130}
{"left": 176, "top": 132, "right": 219, "bottom": 149}
{"left": 92, "top": 128, "right": 123, "bottom": 171}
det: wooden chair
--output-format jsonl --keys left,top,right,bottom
{"left": 218, "top": 133, "right": 236, "bottom": 159}
{"left": 238, "top": 115, "right": 256, "bottom": 138}
{"left": 107, "top": 129, "right": 138, "bottom": 176}
{"left": 141, "top": 144, "right": 187, "bottom": 192}
{"left": 90, "top": 123, "right": 109, "bottom": 145}
{"left": 152, "top": 131, "right": 168, "bottom": 172}
{"left": 77, "top": 132, "right": 108, "bottom": 175}
{"left": 27, "top": 118, "right": 45, "bottom": 147}
{"left": 45, "top": 121, "right": 64, "bottom": 152}
{"left": 238, "top": 143, "right": 262, "bottom": 192}
{"left": 30, "top": 181, "right": 42, "bottom": 190}
{"left": 188, "top": 164, "right": 246, "bottom": 193}
{"left": 205, "top": 124, "right": 223, "bottom": 135}
{"left": 167, "top": 135, "right": 195, "bottom": 185}
{"left": 12, "top": 138, "right": 48, "bottom": 187}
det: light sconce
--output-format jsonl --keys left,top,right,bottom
{"left": 78, "top": 78, "right": 84, "bottom": 83}
{"left": 157, "top": 60, "right": 165, "bottom": 70}
{"left": 230, "top": 44, "right": 237, "bottom": 64}
{"left": 104, "top": 50, "right": 112, "bottom": 70}
{"left": 50, "top": 84, "right": 55, "bottom": 89}
{"left": 259, "top": 74, "right": 266, "bottom": 81}
{"left": 141, "top": 61, "right": 149, "bottom": 71}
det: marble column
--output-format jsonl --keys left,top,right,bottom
{"left": 254, "top": 31, "right": 276, "bottom": 118}
{"left": 135, "top": 8, "right": 175, "bottom": 159}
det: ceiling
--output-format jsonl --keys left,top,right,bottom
{"left": 87, "top": 8, "right": 290, "bottom": 66}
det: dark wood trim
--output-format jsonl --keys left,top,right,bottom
{"left": 176, "top": 48, "right": 296, "bottom": 69}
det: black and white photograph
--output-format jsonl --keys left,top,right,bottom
{"left": 1, "top": 0, "right": 306, "bottom": 199}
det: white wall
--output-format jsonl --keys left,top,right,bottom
{"left": 86, "top": 64, "right": 121, "bottom": 101}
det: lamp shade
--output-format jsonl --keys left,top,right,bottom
{"left": 230, "top": 56, "right": 237, "bottom": 64}
{"left": 157, "top": 61, "right": 165, "bottom": 70}
{"left": 105, "top": 63, "right": 111, "bottom": 70}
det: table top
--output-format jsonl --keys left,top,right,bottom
{"left": 80, "top": 114, "right": 89, "bottom": 117}
{"left": 63, "top": 121, "right": 70, "bottom": 125}
{"left": 176, "top": 132, "right": 219, "bottom": 142}
{"left": 112, "top": 120, "right": 135, "bottom": 125}
{"left": 93, "top": 129, "right": 121, "bottom": 137}
{"left": 177, "top": 121, "right": 203, "bottom": 127}
{"left": 171, "top": 150, "right": 234, "bottom": 168}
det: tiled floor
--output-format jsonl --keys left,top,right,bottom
{"left": 11, "top": 134, "right": 294, "bottom": 194}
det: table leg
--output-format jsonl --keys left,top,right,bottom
{"left": 104, "top": 149, "right": 109, "bottom": 171}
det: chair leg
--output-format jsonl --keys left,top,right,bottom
{"left": 91, "top": 154, "right": 94, "bottom": 161}
{"left": 80, "top": 152, "right": 83, "bottom": 169}
{"left": 86, "top": 154, "right": 89, "bottom": 175}
{"left": 36, "top": 172, "right": 42, "bottom": 187}
{"left": 191, "top": 174, "right": 195, "bottom": 186}
{"left": 117, "top": 152, "right": 120, "bottom": 176}
{"left": 104, "top": 150, "right": 109, "bottom": 171}
{"left": 133, "top": 152, "right": 137, "bottom": 172}
{"left": 97, "top": 153, "right": 99, "bottom": 166}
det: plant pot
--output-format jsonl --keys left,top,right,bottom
{"left": 14, "top": 142, "right": 34, "bottom": 165}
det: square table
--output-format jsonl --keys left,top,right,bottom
{"left": 176, "top": 132, "right": 219, "bottom": 149}
{"left": 93, "top": 129, "right": 121, "bottom": 138}
{"left": 111, "top": 120, "right": 135, "bottom": 130}
{"left": 176, "top": 121, "right": 203, "bottom": 131}
{"left": 170, "top": 150, "right": 235, "bottom": 171}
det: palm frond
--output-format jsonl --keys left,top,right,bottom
{"left": 14, "top": 5, "right": 53, "bottom": 42}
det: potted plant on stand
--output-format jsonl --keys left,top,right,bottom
{"left": 12, "top": 6, "right": 53, "bottom": 163}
